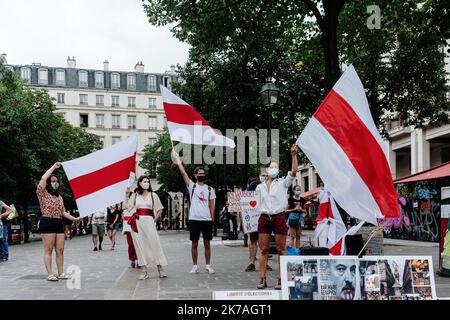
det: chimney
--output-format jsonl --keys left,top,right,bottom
{"left": 170, "top": 65, "right": 176, "bottom": 73}
{"left": 67, "top": 56, "right": 76, "bottom": 68}
{"left": 103, "top": 60, "right": 109, "bottom": 71}
{"left": 135, "top": 61, "right": 144, "bottom": 73}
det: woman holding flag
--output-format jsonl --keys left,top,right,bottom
{"left": 124, "top": 175, "right": 168, "bottom": 280}
{"left": 36, "top": 162, "right": 82, "bottom": 281}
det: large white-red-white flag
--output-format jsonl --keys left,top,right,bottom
{"left": 160, "top": 86, "right": 235, "bottom": 148}
{"left": 62, "top": 135, "right": 137, "bottom": 217}
{"left": 297, "top": 65, "right": 400, "bottom": 225}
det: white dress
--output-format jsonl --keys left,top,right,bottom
{"left": 128, "top": 192, "right": 168, "bottom": 267}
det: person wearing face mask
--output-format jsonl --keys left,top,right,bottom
{"left": 36, "top": 162, "right": 83, "bottom": 281}
{"left": 172, "top": 150, "right": 216, "bottom": 274}
{"left": 124, "top": 175, "right": 167, "bottom": 280}
{"left": 244, "top": 167, "right": 273, "bottom": 272}
{"left": 286, "top": 185, "right": 306, "bottom": 248}
{"left": 255, "top": 144, "right": 298, "bottom": 290}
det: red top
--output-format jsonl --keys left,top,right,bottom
{"left": 36, "top": 185, "right": 65, "bottom": 219}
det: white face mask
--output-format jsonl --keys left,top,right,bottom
{"left": 267, "top": 168, "right": 279, "bottom": 178}
{"left": 259, "top": 175, "right": 267, "bottom": 183}
{"left": 140, "top": 182, "right": 150, "bottom": 190}
{"left": 51, "top": 182, "right": 59, "bottom": 190}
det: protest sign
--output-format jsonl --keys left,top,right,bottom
{"left": 227, "top": 191, "right": 254, "bottom": 212}
{"left": 359, "top": 226, "right": 384, "bottom": 255}
{"left": 240, "top": 192, "right": 261, "bottom": 234}
{"left": 280, "top": 256, "right": 436, "bottom": 300}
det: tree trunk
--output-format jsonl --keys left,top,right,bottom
{"left": 322, "top": 0, "right": 345, "bottom": 90}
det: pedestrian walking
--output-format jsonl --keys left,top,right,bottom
{"left": 124, "top": 175, "right": 167, "bottom": 280}
{"left": 36, "top": 162, "right": 82, "bottom": 281}
{"left": 172, "top": 150, "right": 216, "bottom": 274}
{"left": 106, "top": 204, "right": 121, "bottom": 250}
{"left": 256, "top": 144, "right": 298, "bottom": 290}
{"left": 89, "top": 210, "right": 106, "bottom": 251}
{"left": 0, "top": 200, "right": 12, "bottom": 263}
{"left": 286, "top": 185, "right": 306, "bottom": 248}
{"left": 122, "top": 204, "right": 138, "bottom": 268}
{"left": 162, "top": 216, "right": 169, "bottom": 232}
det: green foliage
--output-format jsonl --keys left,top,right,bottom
{"left": 0, "top": 60, "right": 102, "bottom": 208}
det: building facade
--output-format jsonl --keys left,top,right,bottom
{"left": 10, "top": 57, "right": 179, "bottom": 184}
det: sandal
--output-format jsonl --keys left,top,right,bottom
{"left": 274, "top": 278, "right": 282, "bottom": 290}
{"left": 139, "top": 272, "right": 149, "bottom": 280}
{"left": 257, "top": 277, "right": 267, "bottom": 289}
{"left": 58, "top": 273, "right": 70, "bottom": 280}
{"left": 47, "top": 274, "right": 59, "bottom": 281}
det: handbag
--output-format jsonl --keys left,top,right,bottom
{"left": 7, "top": 204, "right": 18, "bottom": 221}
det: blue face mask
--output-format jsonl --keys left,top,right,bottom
{"left": 267, "top": 168, "right": 279, "bottom": 178}
{"left": 294, "top": 191, "right": 301, "bottom": 195}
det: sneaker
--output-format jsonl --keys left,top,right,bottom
{"left": 138, "top": 272, "right": 149, "bottom": 280}
{"left": 158, "top": 269, "right": 167, "bottom": 278}
{"left": 205, "top": 265, "right": 216, "bottom": 274}
{"left": 245, "top": 263, "right": 256, "bottom": 272}
{"left": 189, "top": 266, "right": 199, "bottom": 274}
{"left": 93, "top": 247, "right": 98, "bottom": 251}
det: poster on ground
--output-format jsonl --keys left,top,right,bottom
{"left": 280, "top": 256, "right": 436, "bottom": 300}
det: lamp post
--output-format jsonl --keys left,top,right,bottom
{"left": 260, "top": 82, "right": 279, "bottom": 157}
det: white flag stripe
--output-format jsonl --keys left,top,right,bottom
{"left": 62, "top": 135, "right": 137, "bottom": 180}
{"left": 160, "top": 85, "right": 189, "bottom": 106}
{"left": 297, "top": 117, "right": 381, "bottom": 224}
{"left": 167, "top": 121, "right": 236, "bottom": 148}
{"left": 75, "top": 180, "right": 129, "bottom": 217}
{"left": 333, "top": 66, "right": 387, "bottom": 157}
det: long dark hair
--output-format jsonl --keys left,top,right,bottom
{"left": 136, "top": 175, "right": 153, "bottom": 195}
{"left": 46, "top": 175, "right": 61, "bottom": 197}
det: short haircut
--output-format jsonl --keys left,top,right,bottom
{"left": 194, "top": 166, "right": 205, "bottom": 174}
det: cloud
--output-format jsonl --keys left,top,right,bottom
{"left": 0, "top": 0, "right": 190, "bottom": 73}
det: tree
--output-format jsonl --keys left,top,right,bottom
{"left": 0, "top": 59, "right": 101, "bottom": 240}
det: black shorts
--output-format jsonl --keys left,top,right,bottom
{"left": 249, "top": 231, "right": 259, "bottom": 242}
{"left": 38, "top": 217, "right": 65, "bottom": 234}
{"left": 189, "top": 220, "right": 213, "bottom": 241}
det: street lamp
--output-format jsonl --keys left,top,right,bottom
{"left": 260, "top": 82, "right": 279, "bottom": 157}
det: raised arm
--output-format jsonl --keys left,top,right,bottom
{"left": 38, "top": 162, "right": 61, "bottom": 190}
{"left": 290, "top": 144, "right": 298, "bottom": 177}
{"left": 172, "top": 149, "right": 190, "bottom": 186}
{"left": 0, "top": 202, "right": 12, "bottom": 219}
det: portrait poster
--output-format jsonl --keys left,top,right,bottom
{"left": 280, "top": 256, "right": 437, "bottom": 300}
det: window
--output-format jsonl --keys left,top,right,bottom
{"left": 38, "top": 68, "right": 48, "bottom": 85}
{"left": 95, "top": 72, "right": 104, "bottom": 88}
{"left": 111, "top": 95, "right": 120, "bottom": 107}
{"left": 56, "top": 69, "right": 65, "bottom": 85}
{"left": 148, "top": 137, "right": 156, "bottom": 146}
{"left": 79, "top": 94, "right": 88, "bottom": 105}
{"left": 20, "top": 67, "right": 31, "bottom": 83}
{"left": 128, "top": 115, "right": 136, "bottom": 129}
{"left": 127, "top": 74, "right": 136, "bottom": 89}
{"left": 78, "top": 70, "right": 88, "bottom": 87}
{"left": 96, "top": 114, "right": 105, "bottom": 128}
{"left": 57, "top": 93, "right": 65, "bottom": 104}
{"left": 148, "top": 75, "right": 157, "bottom": 91}
{"left": 112, "top": 115, "right": 121, "bottom": 129}
{"left": 163, "top": 76, "right": 171, "bottom": 89}
{"left": 128, "top": 97, "right": 136, "bottom": 107}
{"left": 111, "top": 73, "right": 120, "bottom": 89}
{"left": 148, "top": 116, "right": 157, "bottom": 130}
{"left": 148, "top": 97, "right": 156, "bottom": 109}
{"left": 96, "top": 95, "right": 104, "bottom": 106}
{"left": 112, "top": 136, "right": 121, "bottom": 145}
{"left": 80, "top": 114, "right": 89, "bottom": 127}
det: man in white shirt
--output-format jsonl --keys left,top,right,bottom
{"left": 255, "top": 144, "right": 298, "bottom": 290}
{"left": 89, "top": 210, "right": 106, "bottom": 251}
{"left": 172, "top": 150, "right": 216, "bottom": 274}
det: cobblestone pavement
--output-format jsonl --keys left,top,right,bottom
{"left": 0, "top": 230, "right": 449, "bottom": 299}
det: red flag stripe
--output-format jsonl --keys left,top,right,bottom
{"left": 163, "top": 102, "right": 209, "bottom": 126}
{"left": 314, "top": 90, "right": 399, "bottom": 218}
{"left": 69, "top": 154, "right": 136, "bottom": 199}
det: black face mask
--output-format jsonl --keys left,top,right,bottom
{"left": 196, "top": 175, "right": 206, "bottom": 183}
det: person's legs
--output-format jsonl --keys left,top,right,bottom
{"left": 42, "top": 234, "right": 56, "bottom": 276}
{"left": 55, "top": 233, "right": 65, "bottom": 275}
{"left": 191, "top": 241, "right": 199, "bottom": 265}
{"left": 92, "top": 235, "right": 98, "bottom": 249}
{"left": 258, "top": 233, "right": 271, "bottom": 286}
{"left": 1, "top": 224, "right": 8, "bottom": 260}
{"left": 98, "top": 225, "right": 105, "bottom": 250}
{"left": 111, "top": 229, "right": 116, "bottom": 249}
{"left": 204, "top": 239, "right": 211, "bottom": 265}
{"left": 295, "top": 227, "right": 302, "bottom": 248}
{"left": 273, "top": 213, "right": 288, "bottom": 289}
{"left": 289, "top": 226, "right": 295, "bottom": 247}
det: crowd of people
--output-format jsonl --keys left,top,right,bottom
{"left": 1, "top": 141, "right": 320, "bottom": 291}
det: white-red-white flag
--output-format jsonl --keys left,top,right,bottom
{"left": 297, "top": 65, "right": 400, "bottom": 225}
{"left": 160, "top": 86, "right": 235, "bottom": 148}
{"left": 62, "top": 136, "right": 137, "bottom": 217}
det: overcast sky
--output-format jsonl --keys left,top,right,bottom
{"left": 0, "top": 0, "right": 190, "bottom": 73}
